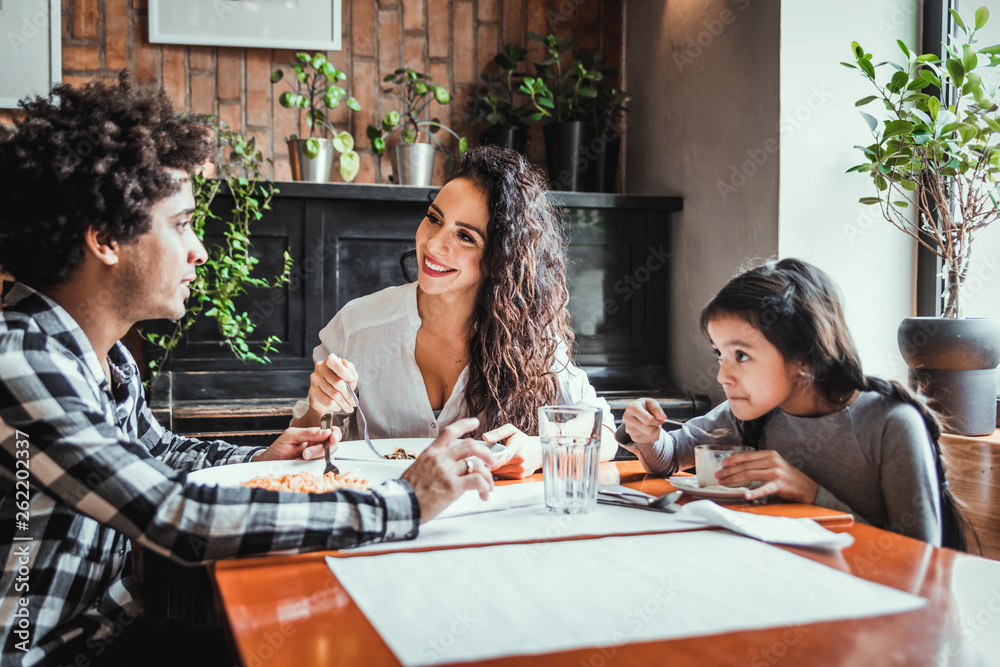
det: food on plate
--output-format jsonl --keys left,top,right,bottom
{"left": 383, "top": 446, "right": 417, "bottom": 460}
{"left": 241, "top": 471, "right": 369, "bottom": 493}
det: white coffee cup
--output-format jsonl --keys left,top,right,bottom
{"left": 695, "top": 444, "right": 750, "bottom": 488}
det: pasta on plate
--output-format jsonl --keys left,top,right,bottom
{"left": 240, "top": 471, "right": 370, "bottom": 493}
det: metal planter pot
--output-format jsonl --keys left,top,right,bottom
{"left": 480, "top": 126, "right": 528, "bottom": 155}
{"left": 898, "top": 316, "right": 1000, "bottom": 436}
{"left": 543, "top": 120, "right": 595, "bottom": 192}
{"left": 391, "top": 143, "right": 437, "bottom": 186}
{"left": 591, "top": 127, "right": 622, "bottom": 193}
{"left": 288, "top": 138, "right": 335, "bottom": 183}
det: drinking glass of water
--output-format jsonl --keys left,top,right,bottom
{"left": 539, "top": 406, "right": 603, "bottom": 514}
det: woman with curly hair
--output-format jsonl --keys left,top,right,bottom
{"left": 291, "top": 146, "right": 617, "bottom": 477}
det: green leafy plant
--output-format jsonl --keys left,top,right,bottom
{"left": 367, "top": 67, "right": 468, "bottom": 171}
{"left": 271, "top": 52, "right": 362, "bottom": 181}
{"left": 142, "top": 116, "right": 293, "bottom": 387}
{"left": 844, "top": 5, "right": 1000, "bottom": 318}
{"left": 520, "top": 75, "right": 555, "bottom": 122}
{"left": 521, "top": 32, "right": 599, "bottom": 123}
{"left": 579, "top": 49, "right": 629, "bottom": 132}
{"left": 469, "top": 43, "right": 542, "bottom": 130}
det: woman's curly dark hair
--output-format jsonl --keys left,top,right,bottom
{"left": 447, "top": 146, "right": 574, "bottom": 436}
{"left": 0, "top": 71, "right": 212, "bottom": 287}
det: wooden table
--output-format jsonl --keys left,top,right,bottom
{"left": 210, "top": 461, "right": 997, "bottom": 666}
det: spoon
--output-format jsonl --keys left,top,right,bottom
{"left": 614, "top": 419, "right": 733, "bottom": 446}
{"left": 660, "top": 418, "right": 733, "bottom": 440}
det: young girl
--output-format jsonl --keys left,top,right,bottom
{"left": 621, "top": 258, "right": 967, "bottom": 550}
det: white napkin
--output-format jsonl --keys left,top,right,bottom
{"left": 676, "top": 499, "right": 855, "bottom": 550}
{"left": 434, "top": 482, "right": 545, "bottom": 519}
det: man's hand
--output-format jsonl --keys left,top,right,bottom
{"left": 253, "top": 426, "right": 342, "bottom": 462}
{"left": 483, "top": 424, "right": 541, "bottom": 479}
{"left": 622, "top": 397, "right": 666, "bottom": 445}
{"left": 402, "top": 418, "right": 496, "bottom": 523}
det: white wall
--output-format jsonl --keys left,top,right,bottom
{"left": 778, "top": 0, "right": 921, "bottom": 384}
{"left": 625, "top": 0, "right": 946, "bottom": 402}
{"left": 957, "top": 0, "right": 1000, "bottom": 349}
{"left": 625, "top": 0, "right": 781, "bottom": 403}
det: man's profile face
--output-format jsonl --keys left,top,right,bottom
{"left": 116, "top": 170, "right": 206, "bottom": 323}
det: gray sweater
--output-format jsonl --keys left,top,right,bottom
{"left": 623, "top": 391, "right": 942, "bottom": 545}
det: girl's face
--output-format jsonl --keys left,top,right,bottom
{"left": 414, "top": 177, "right": 489, "bottom": 301}
{"left": 707, "top": 314, "right": 813, "bottom": 421}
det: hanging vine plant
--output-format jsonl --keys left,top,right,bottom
{"left": 142, "top": 115, "right": 293, "bottom": 388}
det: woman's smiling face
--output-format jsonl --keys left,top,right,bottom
{"left": 414, "top": 177, "right": 489, "bottom": 300}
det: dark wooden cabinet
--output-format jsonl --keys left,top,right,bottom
{"left": 145, "top": 182, "right": 707, "bottom": 442}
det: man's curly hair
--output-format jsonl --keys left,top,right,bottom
{"left": 0, "top": 72, "right": 212, "bottom": 287}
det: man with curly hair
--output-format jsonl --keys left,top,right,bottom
{"left": 0, "top": 74, "right": 496, "bottom": 666}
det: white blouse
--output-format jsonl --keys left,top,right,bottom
{"left": 292, "top": 282, "right": 615, "bottom": 439}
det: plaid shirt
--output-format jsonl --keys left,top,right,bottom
{"left": 0, "top": 282, "right": 419, "bottom": 665}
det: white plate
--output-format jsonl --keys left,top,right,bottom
{"left": 334, "top": 438, "right": 434, "bottom": 462}
{"left": 334, "top": 438, "right": 506, "bottom": 463}
{"left": 669, "top": 475, "right": 754, "bottom": 501}
{"left": 186, "top": 459, "right": 406, "bottom": 489}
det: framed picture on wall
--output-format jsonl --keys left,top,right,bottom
{"left": 149, "top": 0, "right": 342, "bottom": 51}
{"left": 0, "top": 0, "right": 61, "bottom": 108}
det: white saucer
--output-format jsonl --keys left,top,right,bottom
{"left": 669, "top": 476, "right": 754, "bottom": 501}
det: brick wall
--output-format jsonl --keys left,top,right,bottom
{"left": 0, "top": 0, "right": 624, "bottom": 185}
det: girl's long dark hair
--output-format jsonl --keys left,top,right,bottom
{"left": 699, "top": 258, "right": 973, "bottom": 552}
{"left": 404, "top": 146, "right": 572, "bottom": 435}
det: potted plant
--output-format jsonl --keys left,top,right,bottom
{"left": 845, "top": 5, "right": 1000, "bottom": 435}
{"left": 580, "top": 49, "right": 629, "bottom": 193}
{"left": 523, "top": 32, "right": 599, "bottom": 191}
{"left": 367, "top": 67, "right": 468, "bottom": 186}
{"left": 271, "top": 52, "right": 361, "bottom": 183}
{"left": 469, "top": 43, "right": 537, "bottom": 155}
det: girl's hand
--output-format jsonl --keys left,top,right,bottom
{"left": 483, "top": 424, "right": 542, "bottom": 479}
{"left": 254, "top": 426, "right": 342, "bottom": 462}
{"left": 716, "top": 450, "right": 819, "bottom": 504}
{"left": 622, "top": 398, "right": 666, "bottom": 445}
{"left": 307, "top": 353, "right": 359, "bottom": 418}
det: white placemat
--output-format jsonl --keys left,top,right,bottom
{"left": 348, "top": 484, "right": 708, "bottom": 553}
{"left": 327, "top": 531, "right": 926, "bottom": 666}
{"left": 434, "top": 482, "right": 545, "bottom": 519}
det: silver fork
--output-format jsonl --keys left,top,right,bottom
{"left": 343, "top": 383, "right": 382, "bottom": 459}
{"left": 319, "top": 413, "right": 339, "bottom": 476}
{"left": 598, "top": 488, "right": 682, "bottom": 512}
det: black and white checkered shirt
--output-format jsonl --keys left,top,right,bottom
{"left": 0, "top": 282, "right": 419, "bottom": 665}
